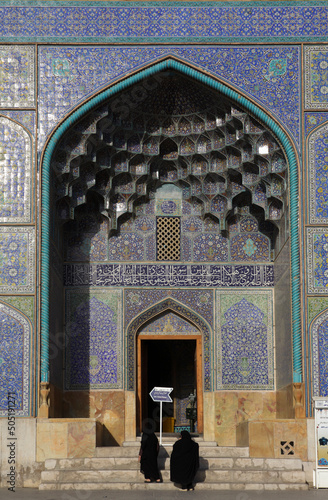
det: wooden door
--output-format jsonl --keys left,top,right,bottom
{"left": 137, "top": 335, "right": 203, "bottom": 435}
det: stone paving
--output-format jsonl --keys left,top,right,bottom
{"left": 1, "top": 488, "right": 328, "bottom": 500}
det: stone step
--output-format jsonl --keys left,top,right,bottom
{"left": 44, "top": 456, "right": 303, "bottom": 472}
{"left": 95, "top": 445, "right": 249, "bottom": 458}
{"left": 123, "top": 439, "right": 218, "bottom": 447}
{"left": 39, "top": 481, "right": 309, "bottom": 492}
{"left": 41, "top": 468, "right": 306, "bottom": 484}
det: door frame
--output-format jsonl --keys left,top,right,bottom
{"left": 137, "top": 334, "right": 203, "bottom": 434}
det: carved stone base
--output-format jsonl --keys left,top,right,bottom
{"left": 38, "top": 382, "right": 50, "bottom": 418}
{"left": 293, "top": 382, "right": 306, "bottom": 418}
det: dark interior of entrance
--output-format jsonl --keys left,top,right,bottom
{"left": 142, "top": 339, "right": 196, "bottom": 433}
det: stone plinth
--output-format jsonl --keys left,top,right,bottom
{"left": 36, "top": 418, "right": 102, "bottom": 462}
{"left": 236, "top": 419, "right": 308, "bottom": 461}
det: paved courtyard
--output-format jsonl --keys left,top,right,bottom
{"left": 1, "top": 489, "right": 328, "bottom": 500}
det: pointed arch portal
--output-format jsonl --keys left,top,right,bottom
{"left": 40, "top": 57, "right": 301, "bottom": 390}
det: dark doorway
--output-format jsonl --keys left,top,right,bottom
{"left": 141, "top": 339, "right": 196, "bottom": 433}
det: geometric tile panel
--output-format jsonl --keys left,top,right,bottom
{"left": 311, "top": 309, "right": 328, "bottom": 397}
{"left": 305, "top": 46, "right": 328, "bottom": 109}
{"left": 308, "top": 123, "right": 328, "bottom": 224}
{"left": 65, "top": 289, "right": 123, "bottom": 390}
{"left": 0, "top": 46, "right": 35, "bottom": 107}
{"left": 38, "top": 45, "right": 300, "bottom": 148}
{"left": 2, "top": 5, "right": 328, "bottom": 43}
{"left": 0, "top": 302, "right": 31, "bottom": 416}
{"left": 216, "top": 290, "right": 274, "bottom": 390}
{"left": 0, "top": 117, "right": 32, "bottom": 223}
{"left": 307, "top": 228, "right": 328, "bottom": 293}
{"left": 0, "top": 227, "right": 35, "bottom": 293}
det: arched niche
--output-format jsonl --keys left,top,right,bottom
{"left": 40, "top": 57, "right": 301, "bottom": 403}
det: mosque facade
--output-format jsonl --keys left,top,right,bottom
{"left": 0, "top": 0, "right": 328, "bottom": 486}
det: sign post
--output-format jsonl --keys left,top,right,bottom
{"left": 149, "top": 387, "right": 173, "bottom": 445}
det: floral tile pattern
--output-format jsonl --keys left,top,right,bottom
{"left": 216, "top": 290, "right": 274, "bottom": 390}
{"left": 0, "top": 303, "right": 31, "bottom": 416}
{"left": 65, "top": 290, "right": 123, "bottom": 390}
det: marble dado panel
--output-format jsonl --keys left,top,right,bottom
{"left": 1, "top": 4, "right": 328, "bottom": 42}
{"left": 216, "top": 290, "right": 274, "bottom": 391}
{"left": 64, "top": 263, "right": 274, "bottom": 288}
{"left": 65, "top": 289, "right": 123, "bottom": 390}
{"left": 307, "top": 228, "right": 328, "bottom": 294}
{"left": 124, "top": 288, "right": 214, "bottom": 328}
{"left": 0, "top": 46, "right": 35, "bottom": 108}
{"left": 305, "top": 46, "right": 328, "bottom": 109}
{"left": 308, "top": 122, "right": 328, "bottom": 224}
{"left": 0, "top": 116, "right": 33, "bottom": 223}
{"left": 0, "top": 227, "right": 35, "bottom": 293}
{"left": 38, "top": 46, "right": 300, "bottom": 149}
{"left": 0, "top": 302, "right": 31, "bottom": 416}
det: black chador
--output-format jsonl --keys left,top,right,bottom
{"left": 170, "top": 430, "right": 199, "bottom": 490}
{"left": 139, "top": 431, "right": 161, "bottom": 483}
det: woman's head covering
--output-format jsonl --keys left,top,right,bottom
{"left": 180, "top": 430, "right": 191, "bottom": 440}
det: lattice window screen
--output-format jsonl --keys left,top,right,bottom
{"left": 156, "top": 217, "right": 181, "bottom": 261}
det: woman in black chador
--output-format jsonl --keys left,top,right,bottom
{"left": 138, "top": 429, "right": 161, "bottom": 483}
{"left": 170, "top": 430, "right": 199, "bottom": 491}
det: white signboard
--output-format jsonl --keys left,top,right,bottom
{"left": 314, "top": 397, "right": 328, "bottom": 488}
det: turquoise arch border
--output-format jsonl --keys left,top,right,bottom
{"left": 40, "top": 57, "right": 302, "bottom": 384}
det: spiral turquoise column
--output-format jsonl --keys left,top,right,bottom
{"left": 40, "top": 58, "right": 302, "bottom": 384}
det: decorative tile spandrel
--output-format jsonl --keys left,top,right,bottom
{"left": 38, "top": 46, "right": 300, "bottom": 149}
{"left": 0, "top": 46, "right": 35, "bottom": 108}
{"left": 305, "top": 46, "right": 328, "bottom": 109}
{"left": 0, "top": 227, "right": 35, "bottom": 293}
{"left": 0, "top": 117, "right": 32, "bottom": 223}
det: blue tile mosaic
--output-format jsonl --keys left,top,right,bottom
{"left": 0, "top": 227, "right": 35, "bottom": 293}
{"left": 0, "top": 117, "right": 32, "bottom": 223}
{"left": 64, "top": 263, "right": 274, "bottom": 288}
{"left": 65, "top": 290, "right": 123, "bottom": 389}
{"left": 124, "top": 288, "right": 214, "bottom": 328}
{"left": 216, "top": 291, "right": 273, "bottom": 390}
{"left": 308, "top": 122, "right": 328, "bottom": 224}
{"left": 305, "top": 46, "right": 328, "bottom": 109}
{"left": 0, "top": 111, "right": 35, "bottom": 136}
{"left": 1, "top": 3, "right": 328, "bottom": 43}
{"left": 305, "top": 112, "right": 328, "bottom": 136}
{"left": 126, "top": 297, "right": 211, "bottom": 391}
{"left": 311, "top": 309, "right": 328, "bottom": 397}
{"left": 38, "top": 46, "right": 300, "bottom": 149}
{"left": 307, "top": 228, "right": 328, "bottom": 294}
{"left": 140, "top": 311, "right": 199, "bottom": 334}
{"left": 0, "top": 45, "right": 35, "bottom": 107}
{"left": 0, "top": 302, "right": 30, "bottom": 416}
